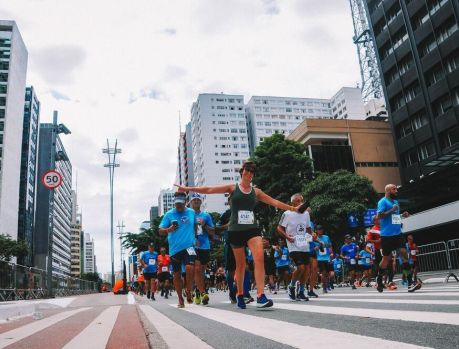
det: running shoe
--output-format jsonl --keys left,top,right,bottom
{"left": 323, "top": 288, "right": 328, "bottom": 294}
{"left": 376, "top": 275, "right": 384, "bottom": 293}
{"left": 229, "top": 290, "right": 237, "bottom": 304}
{"left": 237, "top": 295, "right": 246, "bottom": 309}
{"left": 256, "top": 294, "right": 274, "bottom": 308}
{"left": 165, "top": 293, "right": 168, "bottom": 299}
{"left": 307, "top": 290, "right": 319, "bottom": 298}
{"left": 288, "top": 286, "right": 296, "bottom": 301}
{"left": 194, "top": 291, "right": 201, "bottom": 305}
{"left": 186, "top": 290, "right": 193, "bottom": 304}
{"left": 177, "top": 301, "right": 185, "bottom": 309}
{"left": 351, "top": 285, "right": 357, "bottom": 290}
{"left": 244, "top": 295, "right": 255, "bottom": 304}
{"left": 147, "top": 291, "right": 151, "bottom": 299}
{"left": 297, "top": 292, "right": 309, "bottom": 301}
{"left": 151, "top": 294, "right": 156, "bottom": 301}
{"left": 202, "top": 293, "right": 209, "bottom": 305}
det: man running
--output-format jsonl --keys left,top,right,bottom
{"left": 340, "top": 235, "right": 359, "bottom": 290}
{"left": 159, "top": 192, "right": 198, "bottom": 308}
{"left": 316, "top": 225, "right": 333, "bottom": 294}
{"left": 190, "top": 192, "right": 214, "bottom": 305}
{"left": 263, "top": 238, "right": 277, "bottom": 294}
{"left": 332, "top": 254, "right": 343, "bottom": 285}
{"left": 274, "top": 238, "right": 291, "bottom": 291}
{"left": 366, "top": 216, "right": 382, "bottom": 275}
{"left": 407, "top": 234, "right": 420, "bottom": 283}
{"left": 277, "top": 193, "right": 312, "bottom": 301}
{"left": 376, "top": 184, "right": 420, "bottom": 293}
{"left": 140, "top": 243, "right": 158, "bottom": 300}
{"left": 157, "top": 247, "right": 171, "bottom": 299}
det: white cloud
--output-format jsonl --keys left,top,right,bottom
{"left": 4, "top": 0, "right": 361, "bottom": 273}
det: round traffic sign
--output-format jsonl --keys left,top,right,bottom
{"left": 42, "top": 170, "right": 63, "bottom": 189}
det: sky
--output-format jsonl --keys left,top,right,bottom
{"left": 0, "top": 0, "right": 362, "bottom": 275}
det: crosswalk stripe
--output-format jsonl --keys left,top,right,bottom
{"left": 62, "top": 306, "right": 121, "bottom": 349}
{"left": 247, "top": 302, "right": 459, "bottom": 325}
{"left": 179, "top": 304, "right": 427, "bottom": 348}
{"left": 0, "top": 307, "right": 91, "bottom": 349}
{"left": 316, "top": 291, "right": 459, "bottom": 297}
{"left": 271, "top": 297, "right": 459, "bottom": 305}
{"left": 139, "top": 304, "right": 213, "bottom": 349}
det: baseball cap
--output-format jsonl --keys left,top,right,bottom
{"left": 315, "top": 224, "right": 323, "bottom": 230}
{"left": 344, "top": 234, "right": 352, "bottom": 240}
{"left": 174, "top": 192, "right": 187, "bottom": 204}
{"left": 190, "top": 192, "right": 204, "bottom": 202}
{"left": 148, "top": 242, "right": 154, "bottom": 247}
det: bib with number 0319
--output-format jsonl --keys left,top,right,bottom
{"left": 186, "top": 247, "right": 197, "bottom": 256}
{"left": 148, "top": 258, "right": 156, "bottom": 266}
{"left": 161, "top": 266, "right": 168, "bottom": 272}
{"left": 391, "top": 214, "right": 402, "bottom": 225}
{"left": 238, "top": 210, "right": 254, "bottom": 224}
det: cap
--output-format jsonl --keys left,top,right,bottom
{"left": 344, "top": 234, "right": 352, "bottom": 240}
{"left": 174, "top": 192, "right": 187, "bottom": 204}
{"left": 148, "top": 242, "right": 154, "bottom": 247}
{"left": 315, "top": 224, "right": 323, "bottom": 230}
{"left": 190, "top": 192, "right": 203, "bottom": 202}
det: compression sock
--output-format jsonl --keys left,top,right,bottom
{"left": 243, "top": 270, "right": 251, "bottom": 295}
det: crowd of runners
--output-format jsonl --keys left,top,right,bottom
{"left": 131, "top": 162, "right": 422, "bottom": 308}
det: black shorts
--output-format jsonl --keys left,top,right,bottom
{"left": 289, "top": 251, "right": 310, "bottom": 266}
{"left": 196, "top": 249, "right": 210, "bottom": 265}
{"left": 318, "top": 260, "right": 333, "bottom": 272}
{"left": 375, "top": 249, "right": 382, "bottom": 265}
{"left": 265, "top": 260, "right": 276, "bottom": 276}
{"left": 158, "top": 272, "right": 171, "bottom": 283}
{"left": 358, "top": 264, "right": 371, "bottom": 271}
{"left": 216, "top": 275, "right": 226, "bottom": 283}
{"left": 224, "top": 244, "right": 236, "bottom": 272}
{"left": 228, "top": 229, "right": 261, "bottom": 248}
{"left": 277, "top": 265, "right": 290, "bottom": 274}
{"left": 171, "top": 247, "right": 197, "bottom": 271}
{"left": 345, "top": 263, "right": 358, "bottom": 272}
{"left": 143, "top": 272, "right": 157, "bottom": 280}
{"left": 411, "top": 260, "right": 419, "bottom": 268}
{"left": 381, "top": 235, "right": 404, "bottom": 256}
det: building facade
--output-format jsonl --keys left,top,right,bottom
{"left": 84, "top": 233, "right": 95, "bottom": 274}
{"left": 70, "top": 190, "right": 82, "bottom": 277}
{"left": 158, "top": 188, "right": 175, "bottom": 216}
{"left": 17, "top": 86, "right": 40, "bottom": 266}
{"left": 34, "top": 123, "right": 72, "bottom": 275}
{"left": 365, "top": 0, "right": 459, "bottom": 183}
{"left": 330, "top": 87, "right": 367, "bottom": 119}
{"left": 288, "top": 118, "right": 401, "bottom": 193}
{"left": 0, "top": 21, "right": 28, "bottom": 241}
{"left": 191, "top": 93, "right": 249, "bottom": 212}
{"left": 185, "top": 122, "right": 195, "bottom": 187}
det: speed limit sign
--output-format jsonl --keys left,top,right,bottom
{"left": 42, "top": 170, "right": 63, "bottom": 189}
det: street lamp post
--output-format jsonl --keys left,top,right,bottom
{"left": 117, "top": 221, "right": 126, "bottom": 272}
{"left": 103, "top": 140, "right": 121, "bottom": 288}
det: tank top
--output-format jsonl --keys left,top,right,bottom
{"left": 228, "top": 183, "right": 258, "bottom": 232}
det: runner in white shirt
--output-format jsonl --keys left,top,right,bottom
{"left": 277, "top": 193, "right": 313, "bottom": 301}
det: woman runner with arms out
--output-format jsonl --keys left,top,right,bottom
{"left": 175, "top": 161, "right": 302, "bottom": 309}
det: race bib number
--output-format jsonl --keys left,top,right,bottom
{"left": 318, "top": 249, "right": 327, "bottom": 256}
{"left": 148, "top": 258, "right": 156, "bottom": 266}
{"left": 411, "top": 250, "right": 416, "bottom": 256}
{"left": 358, "top": 259, "right": 363, "bottom": 265}
{"left": 186, "top": 247, "right": 197, "bottom": 256}
{"left": 281, "top": 255, "right": 288, "bottom": 261}
{"left": 238, "top": 210, "right": 254, "bottom": 224}
{"left": 161, "top": 266, "right": 168, "bottom": 272}
{"left": 197, "top": 225, "right": 203, "bottom": 236}
{"left": 350, "top": 258, "right": 356, "bottom": 265}
{"left": 294, "top": 235, "right": 308, "bottom": 248}
{"left": 366, "top": 258, "right": 371, "bottom": 264}
{"left": 336, "top": 263, "right": 342, "bottom": 269}
{"left": 392, "top": 214, "right": 402, "bottom": 225}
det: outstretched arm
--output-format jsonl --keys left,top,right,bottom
{"left": 255, "top": 188, "right": 297, "bottom": 212}
{"left": 174, "top": 183, "right": 234, "bottom": 195}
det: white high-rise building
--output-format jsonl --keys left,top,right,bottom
{"left": 191, "top": 93, "right": 249, "bottom": 213}
{"left": 84, "top": 233, "right": 95, "bottom": 274}
{"left": 364, "top": 98, "right": 388, "bottom": 118}
{"left": 158, "top": 188, "right": 175, "bottom": 216}
{"left": 0, "top": 21, "right": 28, "bottom": 240}
{"left": 246, "top": 96, "right": 332, "bottom": 151}
{"left": 330, "top": 87, "right": 366, "bottom": 120}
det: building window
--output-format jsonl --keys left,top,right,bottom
{"left": 445, "top": 49, "right": 459, "bottom": 73}
{"left": 432, "top": 94, "right": 453, "bottom": 116}
{"left": 417, "top": 142, "right": 435, "bottom": 161}
{"left": 411, "top": 111, "right": 428, "bottom": 130}
{"left": 440, "top": 126, "right": 459, "bottom": 149}
{"left": 425, "top": 63, "right": 445, "bottom": 86}
{"left": 403, "top": 149, "right": 418, "bottom": 167}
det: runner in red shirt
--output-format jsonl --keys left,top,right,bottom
{"left": 366, "top": 216, "right": 382, "bottom": 273}
{"left": 407, "top": 234, "right": 420, "bottom": 283}
{"left": 157, "top": 247, "right": 172, "bottom": 299}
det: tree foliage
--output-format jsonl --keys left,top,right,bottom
{"left": 251, "top": 133, "right": 313, "bottom": 235}
{"left": 302, "top": 170, "right": 378, "bottom": 240}
{"left": 0, "top": 234, "right": 29, "bottom": 261}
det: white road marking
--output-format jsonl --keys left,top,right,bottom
{"left": 247, "top": 302, "right": 459, "bottom": 326}
{"left": 180, "top": 304, "right": 428, "bottom": 348}
{"left": 127, "top": 292, "right": 136, "bottom": 305}
{"left": 0, "top": 307, "right": 91, "bottom": 349}
{"left": 270, "top": 297, "right": 459, "bottom": 305}
{"left": 315, "top": 291, "right": 459, "bottom": 297}
{"left": 139, "top": 304, "right": 213, "bottom": 349}
{"left": 63, "top": 306, "right": 121, "bottom": 349}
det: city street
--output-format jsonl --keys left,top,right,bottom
{"left": 1, "top": 280, "right": 459, "bottom": 348}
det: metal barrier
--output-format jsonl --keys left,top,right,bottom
{"left": 0, "top": 260, "right": 98, "bottom": 301}
{"left": 446, "top": 239, "right": 459, "bottom": 282}
{"left": 416, "top": 241, "right": 450, "bottom": 272}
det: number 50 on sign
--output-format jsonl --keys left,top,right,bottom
{"left": 42, "top": 170, "right": 63, "bottom": 189}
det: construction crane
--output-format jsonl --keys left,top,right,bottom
{"left": 349, "top": 0, "right": 384, "bottom": 103}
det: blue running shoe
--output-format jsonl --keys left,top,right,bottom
{"left": 256, "top": 294, "right": 273, "bottom": 308}
{"left": 237, "top": 295, "right": 246, "bottom": 309}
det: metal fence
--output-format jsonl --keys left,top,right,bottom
{"left": 0, "top": 260, "right": 98, "bottom": 302}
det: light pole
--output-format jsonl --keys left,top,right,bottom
{"left": 46, "top": 111, "right": 71, "bottom": 298}
{"left": 103, "top": 139, "right": 121, "bottom": 288}
{"left": 117, "top": 221, "right": 126, "bottom": 272}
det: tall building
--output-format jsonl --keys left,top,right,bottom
{"left": 0, "top": 21, "right": 28, "bottom": 241}
{"left": 70, "top": 190, "right": 82, "bottom": 277}
{"left": 330, "top": 87, "right": 367, "bottom": 119}
{"left": 34, "top": 120, "right": 72, "bottom": 275}
{"left": 177, "top": 131, "right": 186, "bottom": 185}
{"left": 185, "top": 122, "right": 195, "bottom": 186}
{"left": 84, "top": 233, "right": 96, "bottom": 274}
{"left": 150, "top": 205, "right": 159, "bottom": 221}
{"left": 365, "top": 0, "right": 459, "bottom": 183}
{"left": 17, "top": 87, "right": 40, "bottom": 265}
{"left": 364, "top": 0, "right": 459, "bottom": 240}
{"left": 191, "top": 93, "right": 249, "bottom": 212}
{"left": 158, "top": 188, "right": 175, "bottom": 216}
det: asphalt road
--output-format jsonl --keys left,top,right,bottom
{"left": 1, "top": 281, "right": 458, "bottom": 348}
